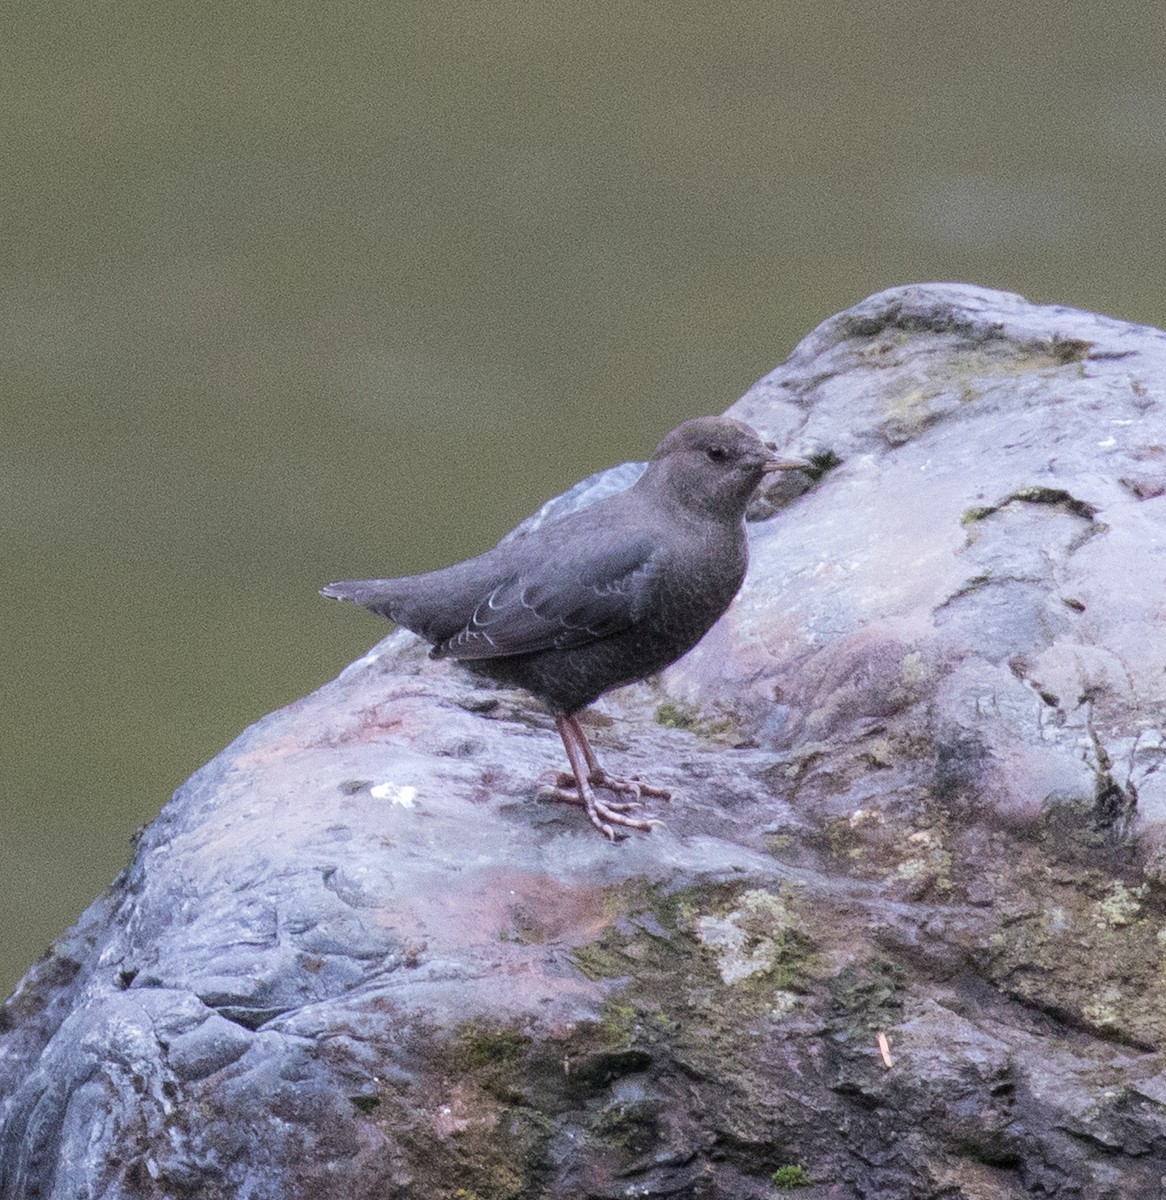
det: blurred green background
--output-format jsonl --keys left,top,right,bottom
{"left": 4, "top": 2, "right": 1165, "bottom": 997}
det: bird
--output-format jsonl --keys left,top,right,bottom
{"left": 322, "top": 415, "right": 806, "bottom": 839}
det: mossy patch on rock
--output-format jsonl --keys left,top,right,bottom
{"left": 694, "top": 887, "right": 813, "bottom": 988}
{"left": 772, "top": 1162, "right": 810, "bottom": 1188}
{"left": 983, "top": 863, "right": 1166, "bottom": 1048}
{"left": 654, "top": 699, "right": 739, "bottom": 740}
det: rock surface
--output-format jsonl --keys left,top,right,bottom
{"left": 5, "top": 283, "right": 1166, "bottom": 1199}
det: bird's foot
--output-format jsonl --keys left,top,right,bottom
{"left": 550, "top": 713, "right": 669, "bottom": 837}
{"left": 546, "top": 782, "right": 644, "bottom": 815}
{"left": 543, "top": 778, "right": 664, "bottom": 839}
{"left": 587, "top": 790, "right": 665, "bottom": 840}
{"left": 554, "top": 769, "right": 672, "bottom": 804}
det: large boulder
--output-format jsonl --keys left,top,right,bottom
{"left": 4, "top": 283, "right": 1166, "bottom": 1199}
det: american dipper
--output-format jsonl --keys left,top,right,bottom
{"left": 322, "top": 416, "right": 805, "bottom": 838}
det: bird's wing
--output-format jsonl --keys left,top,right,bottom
{"left": 430, "top": 536, "right": 658, "bottom": 661}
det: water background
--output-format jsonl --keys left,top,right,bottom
{"left": 4, "top": 1, "right": 1165, "bottom": 995}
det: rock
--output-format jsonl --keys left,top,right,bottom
{"left": 5, "top": 282, "right": 1166, "bottom": 1199}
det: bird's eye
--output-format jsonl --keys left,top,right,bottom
{"left": 706, "top": 445, "right": 729, "bottom": 462}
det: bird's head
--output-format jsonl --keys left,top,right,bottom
{"left": 640, "top": 416, "right": 806, "bottom": 521}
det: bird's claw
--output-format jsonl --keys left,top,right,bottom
{"left": 553, "top": 770, "right": 672, "bottom": 804}
{"left": 588, "top": 797, "right": 657, "bottom": 837}
{"left": 544, "top": 786, "right": 643, "bottom": 814}
{"left": 540, "top": 780, "right": 661, "bottom": 836}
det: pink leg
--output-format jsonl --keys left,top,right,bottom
{"left": 550, "top": 714, "right": 666, "bottom": 839}
{"left": 565, "top": 714, "right": 672, "bottom": 802}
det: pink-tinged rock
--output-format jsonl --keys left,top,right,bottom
{"left": 6, "top": 283, "right": 1166, "bottom": 1199}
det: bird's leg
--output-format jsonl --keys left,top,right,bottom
{"left": 552, "top": 714, "right": 661, "bottom": 838}
{"left": 554, "top": 714, "right": 673, "bottom": 804}
{"left": 573, "top": 714, "right": 673, "bottom": 801}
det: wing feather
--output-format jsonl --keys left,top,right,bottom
{"left": 430, "top": 537, "right": 657, "bottom": 660}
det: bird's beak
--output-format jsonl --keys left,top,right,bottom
{"left": 762, "top": 456, "right": 811, "bottom": 474}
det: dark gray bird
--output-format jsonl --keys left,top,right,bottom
{"left": 322, "top": 416, "right": 805, "bottom": 838}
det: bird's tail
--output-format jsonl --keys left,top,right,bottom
{"left": 320, "top": 579, "right": 402, "bottom": 620}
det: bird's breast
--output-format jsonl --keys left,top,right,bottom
{"left": 646, "top": 526, "right": 747, "bottom": 640}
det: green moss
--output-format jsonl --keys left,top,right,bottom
{"left": 694, "top": 887, "right": 816, "bottom": 989}
{"left": 655, "top": 701, "right": 695, "bottom": 729}
{"left": 648, "top": 886, "right": 699, "bottom": 928}
{"left": 1007, "top": 485, "right": 1098, "bottom": 519}
{"left": 595, "top": 1094, "right": 660, "bottom": 1155}
{"left": 567, "top": 880, "right": 823, "bottom": 1116}
{"left": 961, "top": 504, "right": 997, "bottom": 524}
{"left": 454, "top": 1026, "right": 530, "bottom": 1072}
{"left": 772, "top": 1163, "right": 810, "bottom": 1188}
{"left": 828, "top": 958, "right": 903, "bottom": 1032}
{"left": 599, "top": 1001, "right": 639, "bottom": 1043}
{"left": 654, "top": 700, "right": 737, "bottom": 739}
{"left": 1096, "top": 881, "right": 1145, "bottom": 928}
{"left": 572, "top": 937, "right": 629, "bottom": 981}
{"left": 1047, "top": 335, "right": 1091, "bottom": 364}
{"left": 385, "top": 1082, "right": 552, "bottom": 1200}
{"left": 985, "top": 862, "right": 1166, "bottom": 1047}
